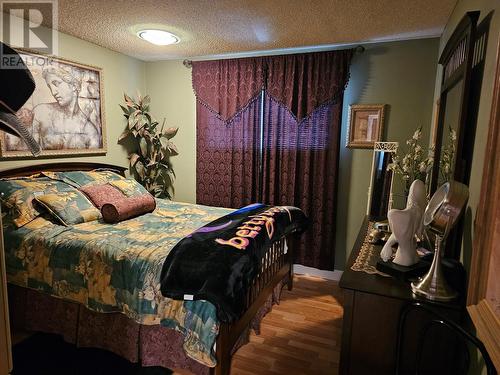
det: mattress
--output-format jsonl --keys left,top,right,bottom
{"left": 3, "top": 198, "right": 233, "bottom": 366}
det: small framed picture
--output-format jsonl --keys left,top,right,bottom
{"left": 346, "top": 104, "right": 386, "bottom": 149}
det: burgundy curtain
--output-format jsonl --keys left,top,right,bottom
{"left": 261, "top": 50, "right": 353, "bottom": 270}
{"left": 193, "top": 50, "right": 353, "bottom": 270}
{"left": 196, "top": 97, "right": 261, "bottom": 208}
{"left": 194, "top": 58, "right": 264, "bottom": 207}
{"left": 261, "top": 96, "right": 343, "bottom": 269}
{"left": 191, "top": 57, "right": 264, "bottom": 122}
{"left": 265, "top": 50, "right": 353, "bottom": 122}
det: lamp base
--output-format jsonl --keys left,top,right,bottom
{"left": 410, "top": 230, "right": 459, "bottom": 302}
{"left": 411, "top": 268, "right": 458, "bottom": 302}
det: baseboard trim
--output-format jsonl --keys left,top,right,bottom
{"left": 293, "top": 264, "right": 343, "bottom": 281}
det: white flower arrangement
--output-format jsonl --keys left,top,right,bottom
{"left": 439, "top": 126, "right": 457, "bottom": 183}
{"left": 387, "top": 127, "right": 433, "bottom": 194}
{"left": 387, "top": 125, "right": 457, "bottom": 199}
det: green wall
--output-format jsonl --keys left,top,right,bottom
{"left": 146, "top": 38, "right": 440, "bottom": 270}
{"left": 0, "top": 29, "right": 147, "bottom": 172}
{"left": 145, "top": 61, "right": 196, "bottom": 203}
{"left": 335, "top": 38, "right": 439, "bottom": 269}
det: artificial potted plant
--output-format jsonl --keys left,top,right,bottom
{"left": 118, "top": 93, "right": 179, "bottom": 199}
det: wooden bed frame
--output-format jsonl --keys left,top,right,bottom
{"left": 0, "top": 162, "right": 294, "bottom": 375}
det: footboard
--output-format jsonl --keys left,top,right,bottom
{"left": 211, "top": 236, "right": 294, "bottom": 375}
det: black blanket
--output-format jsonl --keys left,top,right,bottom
{"left": 160, "top": 203, "right": 308, "bottom": 322}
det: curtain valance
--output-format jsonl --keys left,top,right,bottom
{"left": 192, "top": 49, "right": 354, "bottom": 124}
{"left": 191, "top": 57, "right": 265, "bottom": 123}
{"left": 265, "top": 49, "right": 354, "bottom": 122}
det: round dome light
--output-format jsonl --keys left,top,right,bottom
{"left": 137, "top": 29, "right": 179, "bottom": 46}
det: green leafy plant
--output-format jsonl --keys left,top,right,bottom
{"left": 118, "top": 93, "right": 179, "bottom": 199}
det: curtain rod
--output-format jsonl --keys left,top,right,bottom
{"left": 182, "top": 45, "right": 365, "bottom": 68}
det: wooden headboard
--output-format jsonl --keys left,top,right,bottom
{"left": 0, "top": 162, "right": 127, "bottom": 179}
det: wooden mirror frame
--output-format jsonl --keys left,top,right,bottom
{"left": 431, "top": 11, "right": 491, "bottom": 259}
{"left": 467, "top": 36, "right": 500, "bottom": 371}
{"left": 430, "top": 11, "right": 479, "bottom": 194}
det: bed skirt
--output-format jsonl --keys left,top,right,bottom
{"left": 8, "top": 277, "right": 287, "bottom": 374}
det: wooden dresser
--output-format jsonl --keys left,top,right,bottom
{"left": 339, "top": 217, "right": 465, "bottom": 375}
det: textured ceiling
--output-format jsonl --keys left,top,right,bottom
{"left": 51, "top": 0, "right": 457, "bottom": 61}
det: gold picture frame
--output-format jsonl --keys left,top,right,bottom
{"left": 346, "top": 104, "right": 386, "bottom": 149}
{"left": 0, "top": 48, "right": 107, "bottom": 158}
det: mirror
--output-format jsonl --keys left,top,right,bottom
{"left": 367, "top": 142, "right": 398, "bottom": 218}
{"left": 430, "top": 11, "right": 491, "bottom": 259}
{"left": 438, "top": 79, "right": 463, "bottom": 186}
{"left": 430, "top": 11, "right": 480, "bottom": 194}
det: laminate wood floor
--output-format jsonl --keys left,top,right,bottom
{"left": 231, "top": 274, "right": 343, "bottom": 375}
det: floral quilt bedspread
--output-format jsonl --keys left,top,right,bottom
{"left": 3, "top": 199, "right": 233, "bottom": 367}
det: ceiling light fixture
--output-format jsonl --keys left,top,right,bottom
{"left": 137, "top": 29, "right": 179, "bottom": 46}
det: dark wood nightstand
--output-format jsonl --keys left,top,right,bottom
{"left": 339, "top": 217, "right": 466, "bottom": 375}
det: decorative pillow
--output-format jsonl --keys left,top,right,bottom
{"left": 42, "top": 170, "right": 124, "bottom": 188}
{"left": 79, "top": 183, "right": 124, "bottom": 209}
{"left": 101, "top": 194, "right": 156, "bottom": 223}
{"left": 108, "top": 178, "right": 150, "bottom": 197}
{"left": 0, "top": 177, "right": 76, "bottom": 227}
{"left": 34, "top": 190, "right": 101, "bottom": 226}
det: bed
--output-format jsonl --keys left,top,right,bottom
{"left": 0, "top": 162, "right": 301, "bottom": 375}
